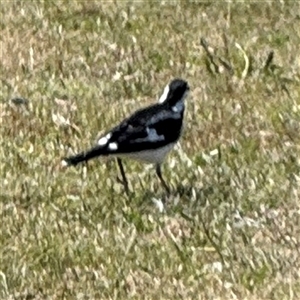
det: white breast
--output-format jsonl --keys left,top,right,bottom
{"left": 120, "top": 143, "right": 176, "bottom": 164}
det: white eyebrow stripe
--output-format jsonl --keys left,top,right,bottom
{"left": 158, "top": 84, "right": 170, "bottom": 103}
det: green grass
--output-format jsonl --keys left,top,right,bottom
{"left": 1, "top": 1, "right": 300, "bottom": 299}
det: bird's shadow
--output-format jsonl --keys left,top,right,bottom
{"left": 126, "top": 181, "right": 217, "bottom": 214}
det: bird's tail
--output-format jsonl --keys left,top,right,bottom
{"left": 62, "top": 145, "right": 108, "bottom": 167}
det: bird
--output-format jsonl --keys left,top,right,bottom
{"left": 62, "top": 78, "right": 190, "bottom": 194}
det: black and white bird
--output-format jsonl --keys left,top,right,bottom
{"left": 62, "top": 78, "right": 190, "bottom": 194}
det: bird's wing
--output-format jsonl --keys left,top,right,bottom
{"left": 101, "top": 104, "right": 184, "bottom": 154}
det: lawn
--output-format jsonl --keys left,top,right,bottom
{"left": 1, "top": 1, "right": 300, "bottom": 299}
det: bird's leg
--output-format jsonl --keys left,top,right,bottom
{"left": 156, "top": 164, "right": 170, "bottom": 194}
{"left": 117, "top": 158, "right": 129, "bottom": 194}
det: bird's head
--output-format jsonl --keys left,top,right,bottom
{"left": 158, "top": 78, "right": 190, "bottom": 106}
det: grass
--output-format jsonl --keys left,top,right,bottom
{"left": 1, "top": 1, "right": 300, "bottom": 299}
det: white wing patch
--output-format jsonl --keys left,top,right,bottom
{"left": 146, "top": 127, "right": 165, "bottom": 142}
{"left": 158, "top": 84, "right": 170, "bottom": 103}
{"left": 98, "top": 133, "right": 112, "bottom": 146}
{"left": 108, "top": 142, "right": 118, "bottom": 150}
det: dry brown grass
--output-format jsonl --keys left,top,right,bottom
{"left": 1, "top": 1, "right": 300, "bottom": 299}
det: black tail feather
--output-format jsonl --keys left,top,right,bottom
{"left": 63, "top": 145, "right": 108, "bottom": 166}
